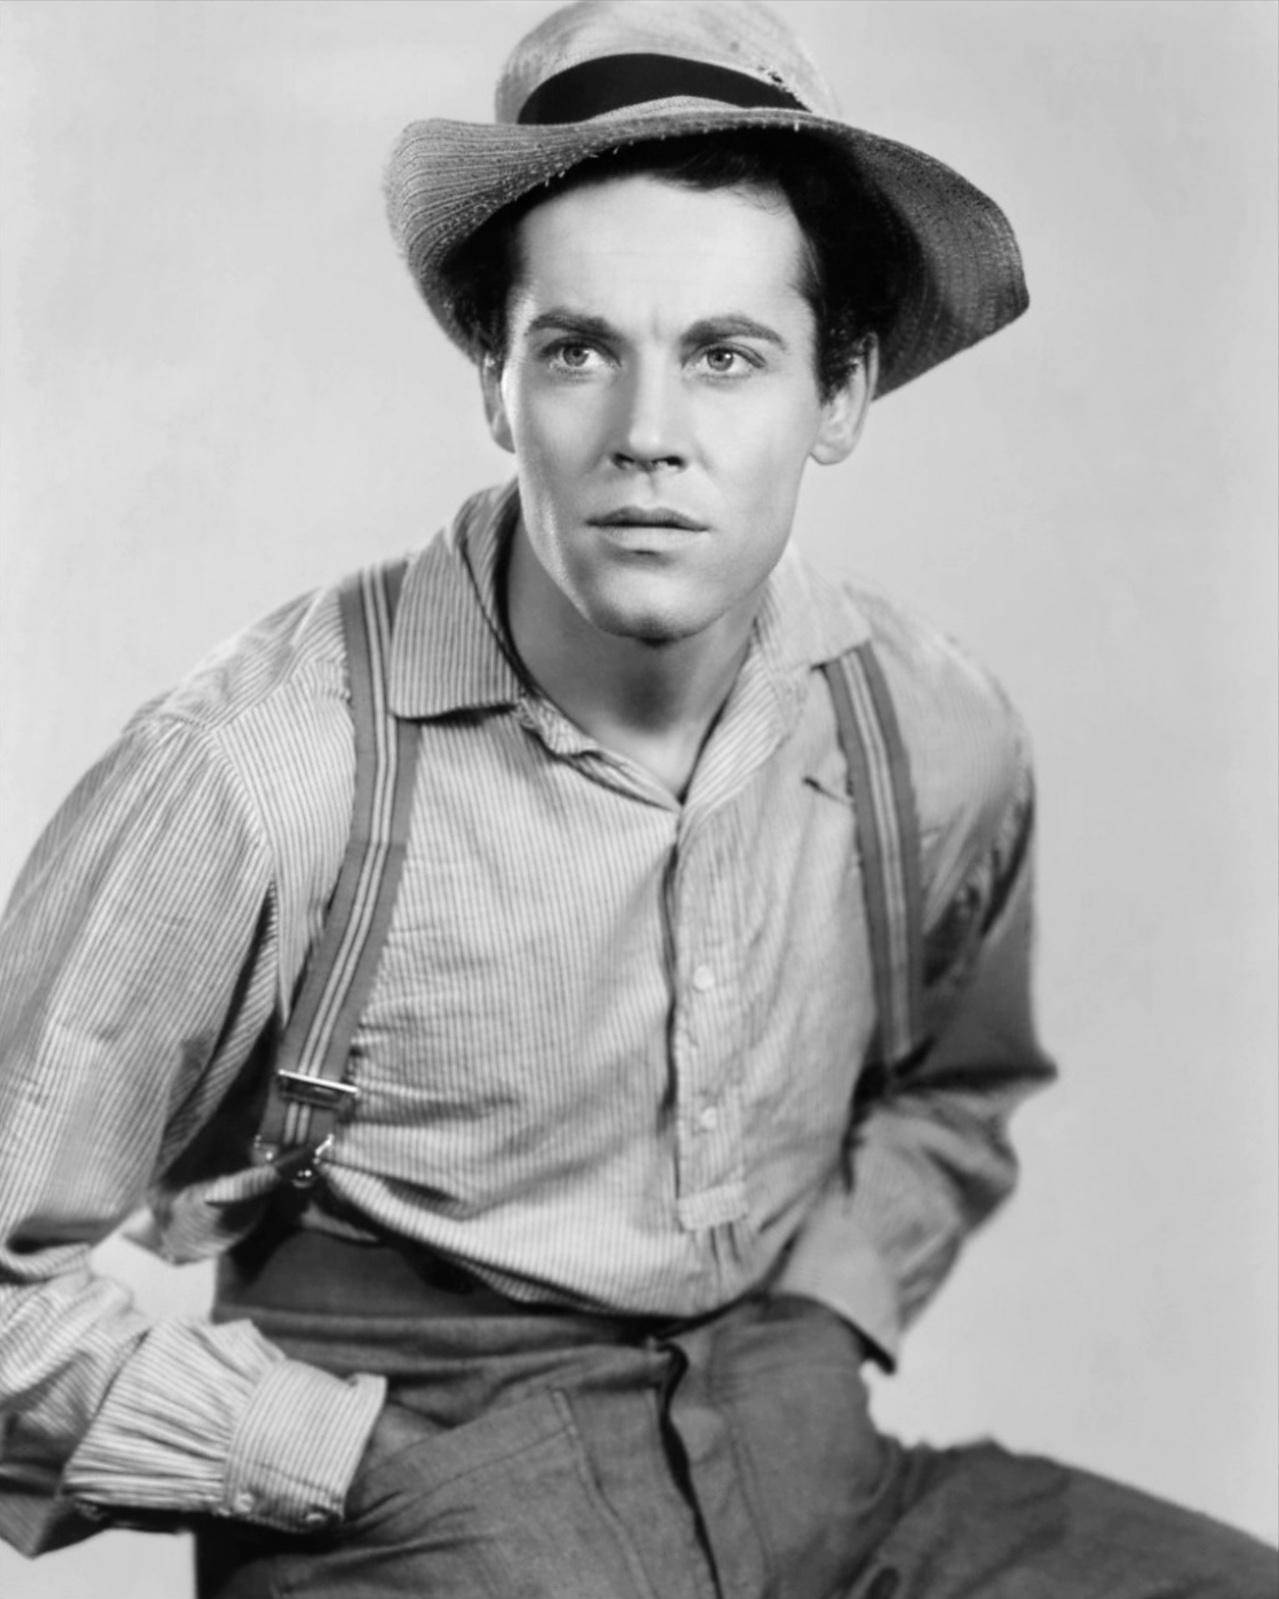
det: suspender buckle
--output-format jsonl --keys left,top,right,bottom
{"left": 275, "top": 1071, "right": 362, "bottom": 1112}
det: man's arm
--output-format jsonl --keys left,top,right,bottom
{"left": 0, "top": 717, "right": 382, "bottom": 1556}
{"left": 775, "top": 751, "right": 1056, "bottom": 1367}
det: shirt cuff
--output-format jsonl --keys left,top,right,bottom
{"left": 773, "top": 1205, "right": 903, "bottom": 1370}
{"left": 62, "top": 1317, "right": 385, "bottom": 1533}
{"left": 223, "top": 1355, "right": 385, "bottom": 1531}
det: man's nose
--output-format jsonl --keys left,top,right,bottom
{"left": 609, "top": 361, "right": 688, "bottom": 472}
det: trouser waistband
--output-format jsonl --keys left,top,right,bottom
{"left": 212, "top": 1223, "right": 678, "bottom": 1361}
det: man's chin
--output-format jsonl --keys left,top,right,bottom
{"left": 583, "top": 598, "right": 705, "bottom": 648}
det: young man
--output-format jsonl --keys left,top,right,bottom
{"left": 0, "top": 3, "right": 1273, "bottom": 1596}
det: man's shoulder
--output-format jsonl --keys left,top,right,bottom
{"left": 116, "top": 500, "right": 487, "bottom": 820}
{"left": 136, "top": 582, "right": 347, "bottom": 742}
{"left": 832, "top": 580, "right": 1030, "bottom": 862}
{"left": 115, "top": 572, "right": 370, "bottom": 865}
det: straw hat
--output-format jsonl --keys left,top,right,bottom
{"left": 384, "top": 0, "right": 1027, "bottom": 397}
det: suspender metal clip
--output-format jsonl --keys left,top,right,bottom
{"left": 275, "top": 1071, "right": 361, "bottom": 1112}
{"left": 251, "top": 1134, "right": 336, "bottom": 1189}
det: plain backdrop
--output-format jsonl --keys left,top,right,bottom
{"left": 1, "top": 2, "right": 1276, "bottom": 1594}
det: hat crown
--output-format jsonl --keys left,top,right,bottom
{"left": 495, "top": 0, "right": 840, "bottom": 125}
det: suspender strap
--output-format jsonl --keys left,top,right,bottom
{"left": 822, "top": 644, "right": 926, "bottom": 1078}
{"left": 251, "top": 593, "right": 918, "bottom": 1182}
{"left": 253, "top": 563, "right": 419, "bottom": 1187}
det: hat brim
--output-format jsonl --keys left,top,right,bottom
{"left": 384, "top": 100, "right": 1027, "bottom": 397}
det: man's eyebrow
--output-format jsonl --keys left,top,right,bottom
{"left": 684, "top": 315, "right": 788, "bottom": 350}
{"left": 519, "top": 309, "right": 790, "bottom": 351}
{"left": 522, "top": 309, "right": 618, "bottom": 342}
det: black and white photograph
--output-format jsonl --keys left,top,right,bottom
{"left": 1, "top": 3, "right": 1276, "bottom": 1596}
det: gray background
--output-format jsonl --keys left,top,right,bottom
{"left": 1, "top": 2, "right": 1276, "bottom": 1593}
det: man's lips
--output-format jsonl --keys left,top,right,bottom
{"left": 588, "top": 507, "right": 708, "bottom": 532}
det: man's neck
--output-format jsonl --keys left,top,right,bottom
{"left": 504, "top": 523, "right": 757, "bottom": 800}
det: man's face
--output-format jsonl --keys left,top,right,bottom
{"left": 483, "top": 173, "right": 868, "bottom": 649}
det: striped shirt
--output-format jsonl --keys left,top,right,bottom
{"left": 0, "top": 481, "right": 1053, "bottom": 1555}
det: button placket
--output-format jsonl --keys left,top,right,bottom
{"left": 668, "top": 812, "right": 747, "bottom": 1224}
{"left": 677, "top": 961, "right": 739, "bottom": 1194}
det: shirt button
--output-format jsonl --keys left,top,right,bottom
{"left": 303, "top": 1508, "right": 332, "bottom": 1529}
{"left": 231, "top": 1491, "right": 256, "bottom": 1516}
{"left": 698, "top": 1104, "right": 719, "bottom": 1132}
{"left": 691, "top": 965, "right": 715, "bottom": 993}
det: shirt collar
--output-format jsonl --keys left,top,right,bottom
{"left": 387, "top": 481, "right": 526, "bottom": 720}
{"left": 387, "top": 479, "right": 871, "bottom": 721}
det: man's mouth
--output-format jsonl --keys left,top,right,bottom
{"left": 589, "top": 507, "right": 707, "bottom": 532}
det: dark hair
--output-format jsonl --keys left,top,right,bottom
{"left": 441, "top": 131, "right": 899, "bottom": 400}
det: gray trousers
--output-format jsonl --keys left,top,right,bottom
{"left": 198, "top": 1235, "right": 1277, "bottom": 1599}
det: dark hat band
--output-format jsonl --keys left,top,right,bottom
{"left": 517, "top": 52, "right": 807, "bottom": 125}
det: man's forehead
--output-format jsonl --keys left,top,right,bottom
{"left": 507, "top": 171, "right": 810, "bottom": 318}
{"left": 516, "top": 166, "right": 793, "bottom": 238}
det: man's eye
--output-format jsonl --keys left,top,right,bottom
{"left": 698, "top": 347, "right": 755, "bottom": 377}
{"left": 545, "top": 341, "right": 601, "bottom": 373}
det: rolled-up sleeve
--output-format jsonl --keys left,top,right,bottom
{"left": 0, "top": 718, "right": 382, "bottom": 1555}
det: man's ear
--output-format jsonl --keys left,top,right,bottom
{"left": 480, "top": 357, "right": 515, "bottom": 455}
{"left": 810, "top": 335, "right": 878, "bottom": 466}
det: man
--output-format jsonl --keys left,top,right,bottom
{"left": 0, "top": 2, "right": 1273, "bottom": 1596}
